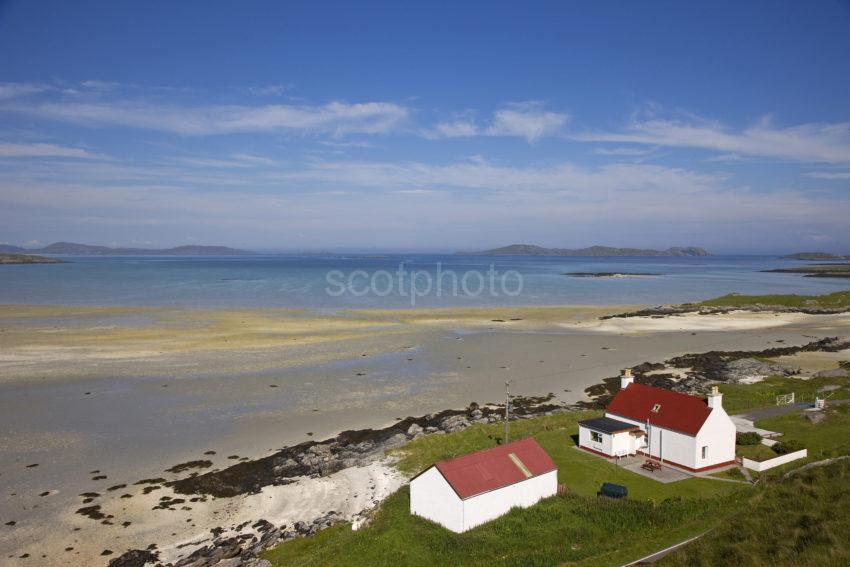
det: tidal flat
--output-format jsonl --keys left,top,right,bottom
{"left": 1, "top": 303, "right": 849, "bottom": 565}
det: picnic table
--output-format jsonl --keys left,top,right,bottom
{"left": 641, "top": 459, "right": 662, "bottom": 472}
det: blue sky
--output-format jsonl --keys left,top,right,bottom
{"left": 1, "top": 0, "right": 849, "bottom": 253}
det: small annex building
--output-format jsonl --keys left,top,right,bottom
{"left": 578, "top": 370, "right": 736, "bottom": 472}
{"left": 409, "top": 437, "right": 557, "bottom": 533}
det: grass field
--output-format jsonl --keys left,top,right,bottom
{"left": 754, "top": 404, "right": 850, "bottom": 469}
{"left": 717, "top": 374, "right": 850, "bottom": 415}
{"left": 736, "top": 443, "right": 778, "bottom": 462}
{"left": 264, "top": 411, "right": 746, "bottom": 566}
{"left": 698, "top": 290, "right": 850, "bottom": 309}
{"left": 659, "top": 458, "right": 850, "bottom": 566}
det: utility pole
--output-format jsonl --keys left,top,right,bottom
{"left": 504, "top": 380, "right": 511, "bottom": 444}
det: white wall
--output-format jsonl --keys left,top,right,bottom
{"left": 461, "top": 470, "right": 558, "bottom": 531}
{"left": 742, "top": 449, "right": 807, "bottom": 472}
{"left": 579, "top": 425, "right": 612, "bottom": 455}
{"left": 607, "top": 408, "right": 737, "bottom": 471}
{"left": 606, "top": 412, "right": 697, "bottom": 469}
{"left": 694, "top": 404, "right": 736, "bottom": 469}
{"left": 409, "top": 467, "right": 464, "bottom": 533}
{"left": 611, "top": 431, "right": 635, "bottom": 456}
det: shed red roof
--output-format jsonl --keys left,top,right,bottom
{"left": 606, "top": 382, "right": 711, "bottom": 436}
{"left": 433, "top": 437, "right": 556, "bottom": 500}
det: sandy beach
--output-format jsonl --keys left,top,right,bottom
{"left": 1, "top": 303, "right": 849, "bottom": 566}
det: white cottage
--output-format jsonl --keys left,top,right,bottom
{"left": 409, "top": 437, "right": 557, "bottom": 533}
{"left": 578, "top": 370, "right": 736, "bottom": 472}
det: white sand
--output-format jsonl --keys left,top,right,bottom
{"left": 577, "top": 311, "right": 820, "bottom": 334}
{"left": 5, "top": 460, "right": 405, "bottom": 567}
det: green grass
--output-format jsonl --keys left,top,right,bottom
{"left": 717, "top": 375, "right": 850, "bottom": 415}
{"left": 264, "top": 411, "right": 746, "bottom": 567}
{"left": 265, "top": 485, "right": 742, "bottom": 567}
{"left": 737, "top": 443, "right": 778, "bottom": 462}
{"left": 698, "top": 290, "right": 850, "bottom": 309}
{"left": 659, "top": 458, "right": 850, "bottom": 566}
{"left": 753, "top": 404, "right": 850, "bottom": 470}
{"left": 709, "top": 467, "right": 747, "bottom": 481}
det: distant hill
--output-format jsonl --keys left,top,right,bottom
{"left": 782, "top": 252, "right": 849, "bottom": 261}
{"left": 20, "top": 242, "right": 255, "bottom": 256}
{"left": 0, "top": 244, "right": 26, "bottom": 254}
{"left": 460, "top": 244, "right": 711, "bottom": 257}
{"left": 0, "top": 253, "right": 65, "bottom": 264}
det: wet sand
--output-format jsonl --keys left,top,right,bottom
{"left": 1, "top": 304, "right": 849, "bottom": 565}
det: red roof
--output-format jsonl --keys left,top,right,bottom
{"left": 433, "top": 438, "right": 556, "bottom": 500}
{"left": 606, "top": 382, "right": 712, "bottom": 436}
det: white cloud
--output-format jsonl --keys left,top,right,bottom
{"left": 593, "top": 147, "right": 656, "bottom": 157}
{"left": 423, "top": 103, "right": 569, "bottom": 142}
{"left": 0, "top": 143, "right": 99, "bottom": 159}
{"left": 0, "top": 83, "right": 48, "bottom": 100}
{"left": 426, "top": 120, "right": 479, "bottom": 139}
{"left": 246, "top": 85, "right": 292, "bottom": 96}
{"left": 3, "top": 150, "right": 849, "bottom": 251}
{"left": 3, "top": 99, "right": 410, "bottom": 136}
{"left": 171, "top": 153, "right": 276, "bottom": 169}
{"left": 579, "top": 115, "right": 850, "bottom": 164}
{"left": 393, "top": 189, "right": 436, "bottom": 195}
{"left": 277, "top": 157, "right": 721, "bottom": 196}
{"left": 803, "top": 171, "right": 850, "bottom": 180}
{"left": 485, "top": 102, "right": 570, "bottom": 142}
{"left": 230, "top": 153, "right": 276, "bottom": 166}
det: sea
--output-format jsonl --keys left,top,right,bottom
{"left": 0, "top": 254, "right": 846, "bottom": 308}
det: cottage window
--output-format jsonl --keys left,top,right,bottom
{"left": 590, "top": 431, "right": 603, "bottom": 443}
{"left": 701, "top": 445, "right": 708, "bottom": 459}
{"left": 651, "top": 403, "right": 661, "bottom": 413}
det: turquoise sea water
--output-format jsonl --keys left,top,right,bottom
{"left": 0, "top": 254, "right": 847, "bottom": 308}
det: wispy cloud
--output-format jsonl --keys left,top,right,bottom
{"left": 0, "top": 142, "right": 99, "bottom": 159}
{"left": 425, "top": 102, "right": 569, "bottom": 142}
{"left": 0, "top": 82, "right": 49, "bottom": 100}
{"left": 485, "top": 102, "right": 570, "bottom": 141}
{"left": 278, "top": 157, "right": 720, "bottom": 195}
{"left": 579, "top": 115, "right": 850, "bottom": 164}
{"left": 3, "top": 160, "right": 846, "bottom": 250}
{"left": 427, "top": 120, "right": 479, "bottom": 139}
{"left": 593, "top": 147, "right": 656, "bottom": 157}
{"left": 245, "top": 84, "right": 293, "bottom": 97}
{"left": 803, "top": 171, "right": 850, "bottom": 180}
{"left": 3, "top": 98, "right": 410, "bottom": 136}
{"left": 170, "top": 153, "right": 276, "bottom": 169}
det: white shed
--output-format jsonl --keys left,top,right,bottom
{"left": 409, "top": 437, "right": 558, "bottom": 533}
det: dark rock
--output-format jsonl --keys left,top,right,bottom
{"left": 813, "top": 367, "right": 850, "bottom": 378}
{"left": 107, "top": 549, "right": 159, "bottom": 567}
{"left": 165, "top": 460, "right": 213, "bottom": 474}
{"left": 439, "top": 415, "right": 470, "bottom": 433}
{"left": 723, "top": 358, "right": 799, "bottom": 382}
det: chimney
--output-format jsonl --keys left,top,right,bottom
{"left": 620, "top": 368, "right": 634, "bottom": 390}
{"left": 707, "top": 385, "right": 723, "bottom": 409}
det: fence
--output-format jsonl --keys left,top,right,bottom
{"left": 741, "top": 449, "right": 808, "bottom": 472}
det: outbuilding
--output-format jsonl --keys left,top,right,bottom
{"left": 409, "top": 437, "right": 558, "bottom": 532}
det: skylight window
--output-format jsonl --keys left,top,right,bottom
{"left": 651, "top": 403, "right": 661, "bottom": 413}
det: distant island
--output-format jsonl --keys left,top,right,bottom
{"left": 0, "top": 253, "right": 65, "bottom": 265}
{"left": 782, "top": 252, "right": 849, "bottom": 261}
{"left": 0, "top": 242, "right": 254, "bottom": 256}
{"left": 460, "top": 244, "right": 711, "bottom": 257}
{"left": 764, "top": 263, "right": 850, "bottom": 279}
{"left": 564, "top": 272, "right": 661, "bottom": 278}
